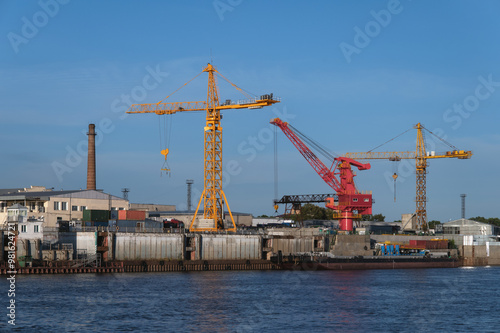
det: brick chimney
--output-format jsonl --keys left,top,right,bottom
{"left": 86, "top": 124, "right": 96, "bottom": 190}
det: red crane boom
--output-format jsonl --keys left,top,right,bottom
{"left": 271, "top": 118, "right": 373, "bottom": 231}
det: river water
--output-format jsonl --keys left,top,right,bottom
{"left": 2, "top": 266, "right": 499, "bottom": 332}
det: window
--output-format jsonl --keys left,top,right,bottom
{"left": 80, "top": 206, "right": 87, "bottom": 211}
{"left": 30, "top": 202, "right": 36, "bottom": 211}
{"left": 72, "top": 206, "right": 78, "bottom": 211}
{"left": 118, "top": 207, "right": 124, "bottom": 210}
{"left": 34, "top": 225, "right": 39, "bottom": 233}
{"left": 364, "top": 198, "right": 369, "bottom": 203}
{"left": 111, "top": 207, "right": 116, "bottom": 211}
{"left": 61, "top": 202, "right": 68, "bottom": 211}
{"left": 21, "top": 225, "right": 27, "bottom": 233}
{"left": 54, "top": 201, "right": 60, "bottom": 210}
{"left": 353, "top": 198, "right": 358, "bottom": 202}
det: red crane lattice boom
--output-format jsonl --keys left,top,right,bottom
{"left": 271, "top": 118, "right": 373, "bottom": 231}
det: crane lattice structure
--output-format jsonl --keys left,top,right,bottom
{"left": 274, "top": 193, "right": 337, "bottom": 215}
{"left": 127, "top": 63, "right": 280, "bottom": 232}
{"left": 271, "top": 118, "right": 372, "bottom": 232}
{"left": 344, "top": 123, "right": 472, "bottom": 231}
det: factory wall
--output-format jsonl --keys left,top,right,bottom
{"left": 114, "top": 233, "right": 184, "bottom": 261}
{"left": 200, "top": 235, "right": 262, "bottom": 260}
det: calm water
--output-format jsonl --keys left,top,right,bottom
{"left": 1, "top": 266, "right": 499, "bottom": 332}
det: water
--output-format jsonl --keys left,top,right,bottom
{"left": 1, "top": 267, "right": 499, "bottom": 332}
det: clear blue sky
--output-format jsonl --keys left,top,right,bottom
{"left": 1, "top": 0, "right": 499, "bottom": 222}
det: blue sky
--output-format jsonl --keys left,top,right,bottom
{"left": 1, "top": 0, "right": 499, "bottom": 222}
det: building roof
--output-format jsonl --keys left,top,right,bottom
{"left": 0, "top": 189, "right": 126, "bottom": 201}
{"left": 8, "top": 203, "right": 27, "bottom": 210}
{"left": 0, "top": 188, "right": 25, "bottom": 196}
{"left": 444, "top": 218, "right": 491, "bottom": 227}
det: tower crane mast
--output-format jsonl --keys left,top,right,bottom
{"left": 271, "top": 118, "right": 372, "bottom": 232}
{"left": 127, "top": 63, "right": 280, "bottom": 232}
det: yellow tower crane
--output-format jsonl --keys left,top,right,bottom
{"left": 344, "top": 123, "right": 472, "bottom": 231}
{"left": 127, "top": 63, "right": 280, "bottom": 232}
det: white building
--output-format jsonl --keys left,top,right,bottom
{"left": 442, "top": 218, "right": 500, "bottom": 236}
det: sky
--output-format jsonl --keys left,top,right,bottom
{"left": 0, "top": 0, "right": 499, "bottom": 222}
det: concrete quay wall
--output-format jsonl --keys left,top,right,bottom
{"left": 200, "top": 234, "right": 261, "bottom": 260}
{"left": 114, "top": 233, "right": 184, "bottom": 261}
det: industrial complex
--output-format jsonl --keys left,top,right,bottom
{"left": 1, "top": 64, "right": 499, "bottom": 275}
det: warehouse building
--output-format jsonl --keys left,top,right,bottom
{"left": 442, "top": 218, "right": 500, "bottom": 236}
{"left": 0, "top": 186, "right": 129, "bottom": 228}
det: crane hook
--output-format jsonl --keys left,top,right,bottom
{"left": 392, "top": 173, "right": 398, "bottom": 202}
{"left": 161, "top": 149, "right": 171, "bottom": 174}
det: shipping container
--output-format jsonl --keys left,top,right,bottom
{"left": 409, "top": 239, "right": 448, "bottom": 249}
{"left": 425, "top": 240, "right": 448, "bottom": 249}
{"left": 116, "top": 219, "right": 163, "bottom": 232}
{"left": 118, "top": 210, "right": 146, "bottom": 221}
{"left": 82, "top": 209, "right": 110, "bottom": 222}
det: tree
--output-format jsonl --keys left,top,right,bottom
{"left": 428, "top": 220, "right": 441, "bottom": 229}
{"left": 469, "top": 216, "right": 500, "bottom": 227}
{"left": 298, "top": 203, "right": 329, "bottom": 220}
{"left": 362, "top": 214, "right": 385, "bottom": 222}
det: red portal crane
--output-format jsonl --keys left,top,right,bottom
{"left": 271, "top": 118, "right": 372, "bottom": 231}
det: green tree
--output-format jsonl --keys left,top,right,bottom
{"left": 298, "top": 203, "right": 329, "bottom": 220}
{"left": 362, "top": 214, "right": 385, "bottom": 222}
{"left": 428, "top": 220, "right": 441, "bottom": 229}
{"left": 470, "top": 216, "right": 500, "bottom": 227}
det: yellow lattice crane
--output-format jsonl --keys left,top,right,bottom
{"left": 127, "top": 63, "right": 280, "bottom": 232}
{"left": 344, "top": 123, "right": 472, "bottom": 231}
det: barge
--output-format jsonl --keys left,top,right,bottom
{"left": 273, "top": 254, "right": 461, "bottom": 270}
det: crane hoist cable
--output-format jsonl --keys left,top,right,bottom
{"left": 392, "top": 160, "right": 399, "bottom": 202}
{"left": 287, "top": 124, "right": 338, "bottom": 163}
{"left": 158, "top": 114, "right": 172, "bottom": 175}
{"left": 274, "top": 125, "right": 279, "bottom": 212}
{"left": 154, "top": 67, "right": 254, "bottom": 176}
{"left": 364, "top": 126, "right": 413, "bottom": 203}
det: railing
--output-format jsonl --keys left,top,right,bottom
{"left": 331, "top": 212, "right": 362, "bottom": 219}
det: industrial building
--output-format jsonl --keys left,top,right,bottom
{"left": 442, "top": 218, "right": 500, "bottom": 236}
{"left": 0, "top": 186, "right": 128, "bottom": 227}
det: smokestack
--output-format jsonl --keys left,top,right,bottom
{"left": 87, "top": 124, "right": 96, "bottom": 190}
{"left": 461, "top": 194, "right": 466, "bottom": 219}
